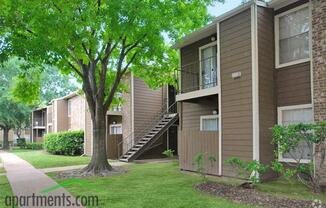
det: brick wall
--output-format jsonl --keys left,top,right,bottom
{"left": 311, "top": 0, "right": 326, "bottom": 184}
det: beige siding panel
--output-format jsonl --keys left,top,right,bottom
{"left": 257, "top": 7, "right": 276, "bottom": 165}
{"left": 181, "top": 96, "right": 218, "bottom": 130}
{"left": 55, "top": 99, "right": 68, "bottom": 132}
{"left": 276, "top": 62, "right": 311, "bottom": 106}
{"left": 220, "top": 8, "right": 253, "bottom": 176}
{"left": 121, "top": 74, "right": 132, "bottom": 153}
{"left": 180, "top": 34, "right": 217, "bottom": 92}
{"left": 84, "top": 103, "right": 93, "bottom": 156}
{"left": 179, "top": 129, "right": 219, "bottom": 175}
{"left": 133, "top": 77, "right": 164, "bottom": 142}
{"left": 68, "top": 95, "right": 86, "bottom": 131}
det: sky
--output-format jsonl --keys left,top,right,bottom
{"left": 208, "top": 0, "right": 244, "bottom": 17}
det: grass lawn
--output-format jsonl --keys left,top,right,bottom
{"left": 0, "top": 158, "right": 5, "bottom": 174}
{"left": 49, "top": 162, "right": 253, "bottom": 208}
{"left": 10, "top": 149, "right": 91, "bottom": 169}
{"left": 49, "top": 162, "right": 326, "bottom": 208}
{"left": 256, "top": 177, "right": 326, "bottom": 203}
{"left": 0, "top": 175, "right": 15, "bottom": 208}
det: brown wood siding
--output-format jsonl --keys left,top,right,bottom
{"left": 68, "top": 95, "right": 86, "bottom": 131}
{"left": 276, "top": 62, "right": 311, "bottom": 107}
{"left": 220, "top": 9, "right": 253, "bottom": 176}
{"left": 55, "top": 99, "right": 68, "bottom": 132}
{"left": 121, "top": 74, "right": 132, "bottom": 153}
{"left": 106, "top": 115, "right": 122, "bottom": 159}
{"left": 181, "top": 96, "right": 218, "bottom": 130}
{"left": 257, "top": 7, "right": 277, "bottom": 165}
{"left": 179, "top": 129, "right": 219, "bottom": 175}
{"left": 133, "top": 77, "right": 164, "bottom": 142}
{"left": 180, "top": 34, "right": 217, "bottom": 92}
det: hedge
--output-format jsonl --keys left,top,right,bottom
{"left": 44, "top": 130, "right": 84, "bottom": 156}
{"left": 25, "top": 142, "right": 43, "bottom": 150}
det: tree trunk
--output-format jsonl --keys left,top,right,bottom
{"left": 82, "top": 106, "right": 113, "bottom": 175}
{"left": 2, "top": 128, "right": 10, "bottom": 150}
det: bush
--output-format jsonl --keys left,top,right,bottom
{"left": 162, "top": 149, "right": 174, "bottom": 158}
{"left": 272, "top": 122, "right": 326, "bottom": 193}
{"left": 225, "top": 157, "right": 268, "bottom": 186}
{"left": 44, "top": 130, "right": 84, "bottom": 156}
{"left": 16, "top": 138, "right": 26, "bottom": 147}
{"left": 24, "top": 142, "right": 43, "bottom": 150}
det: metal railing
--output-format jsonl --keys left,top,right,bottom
{"left": 175, "top": 56, "right": 218, "bottom": 94}
{"left": 117, "top": 101, "right": 177, "bottom": 158}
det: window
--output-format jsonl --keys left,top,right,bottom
{"left": 199, "top": 42, "right": 217, "bottom": 89}
{"left": 200, "top": 115, "right": 219, "bottom": 131}
{"left": 277, "top": 104, "right": 313, "bottom": 163}
{"left": 67, "top": 100, "right": 72, "bottom": 117}
{"left": 275, "top": 4, "right": 310, "bottom": 68}
{"left": 110, "top": 124, "right": 122, "bottom": 135}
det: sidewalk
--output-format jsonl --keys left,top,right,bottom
{"left": 0, "top": 151, "right": 83, "bottom": 208}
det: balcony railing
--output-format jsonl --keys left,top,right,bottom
{"left": 176, "top": 56, "right": 218, "bottom": 94}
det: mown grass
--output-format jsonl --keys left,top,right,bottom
{"left": 0, "top": 175, "right": 15, "bottom": 208}
{"left": 10, "top": 149, "right": 91, "bottom": 169}
{"left": 49, "top": 162, "right": 254, "bottom": 208}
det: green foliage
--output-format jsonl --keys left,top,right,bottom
{"left": 23, "top": 142, "right": 43, "bottom": 150}
{"left": 272, "top": 122, "right": 326, "bottom": 193}
{"left": 225, "top": 157, "right": 268, "bottom": 185}
{"left": 16, "top": 138, "right": 26, "bottom": 147}
{"left": 162, "top": 149, "right": 175, "bottom": 158}
{"left": 44, "top": 131, "right": 84, "bottom": 156}
{"left": 193, "top": 153, "right": 217, "bottom": 182}
{"left": 0, "top": 58, "right": 32, "bottom": 133}
{"left": 2, "top": 0, "right": 221, "bottom": 103}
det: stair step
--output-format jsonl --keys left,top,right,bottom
{"left": 120, "top": 159, "right": 128, "bottom": 162}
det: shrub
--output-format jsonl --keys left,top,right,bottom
{"left": 225, "top": 157, "right": 268, "bottom": 186}
{"left": 162, "top": 149, "right": 174, "bottom": 158}
{"left": 44, "top": 130, "right": 84, "bottom": 156}
{"left": 24, "top": 142, "right": 43, "bottom": 150}
{"left": 16, "top": 138, "right": 26, "bottom": 148}
{"left": 272, "top": 122, "right": 326, "bottom": 193}
{"left": 193, "top": 152, "right": 217, "bottom": 182}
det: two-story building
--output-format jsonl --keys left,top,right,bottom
{"left": 174, "top": 0, "right": 325, "bottom": 180}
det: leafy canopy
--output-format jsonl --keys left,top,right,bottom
{"left": 1, "top": 0, "right": 220, "bottom": 110}
{"left": 0, "top": 57, "right": 31, "bottom": 130}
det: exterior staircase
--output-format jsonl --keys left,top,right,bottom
{"left": 119, "top": 112, "right": 178, "bottom": 162}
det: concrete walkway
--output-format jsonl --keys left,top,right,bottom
{"left": 39, "top": 161, "right": 126, "bottom": 173}
{"left": 0, "top": 152, "right": 83, "bottom": 208}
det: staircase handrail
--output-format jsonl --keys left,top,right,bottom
{"left": 117, "top": 101, "right": 177, "bottom": 158}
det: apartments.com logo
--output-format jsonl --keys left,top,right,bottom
{"left": 4, "top": 179, "right": 99, "bottom": 207}
{"left": 4, "top": 193, "right": 98, "bottom": 207}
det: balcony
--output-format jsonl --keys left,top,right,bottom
{"left": 176, "top": 56, "right": 219, "bottom": 101}
{"left": 107, "top": 105, "right": 122, "bottom": 116}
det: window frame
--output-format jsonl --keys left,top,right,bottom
{"left": 200, "top": 115, "right": 219, "bottom": 131}
{"left": 277, "top": 104, "right": 313, "bottom": 163}
{"left": 109, "top": 124, "right": 122, "bottom": 135}
{"left": 198, "top": 41, "right": 218, "bottom": 90}
{"left": 274, "top": 3, "right": 311, "bottom": 69}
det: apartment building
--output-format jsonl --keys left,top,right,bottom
{"left": 174, "top": 0, "right": 325, "bottom": 180}
{"left": 84, "top": 73, "right": 178, "bottom": 161}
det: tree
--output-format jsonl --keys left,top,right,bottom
{"left": 39, "top": 65, "right": 79, "bottom": 104}
{"left": 2, "top": 0, "right": 221, "bottom": 174}
{"left": 0, "top": 58, "right": 31, "bottom": 149}
{"left": 0, "top": 98, "right": 30, "bottom": 149}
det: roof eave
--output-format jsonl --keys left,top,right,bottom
{"left": 172, "top": 0, "right": 263, "bottom": 49}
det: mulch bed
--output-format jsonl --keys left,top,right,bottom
{"left": 196, "top": 182, "right": 325, "bottom": 208}
{"left": 53, "top": 166, "right": 128, "bottom": 179}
